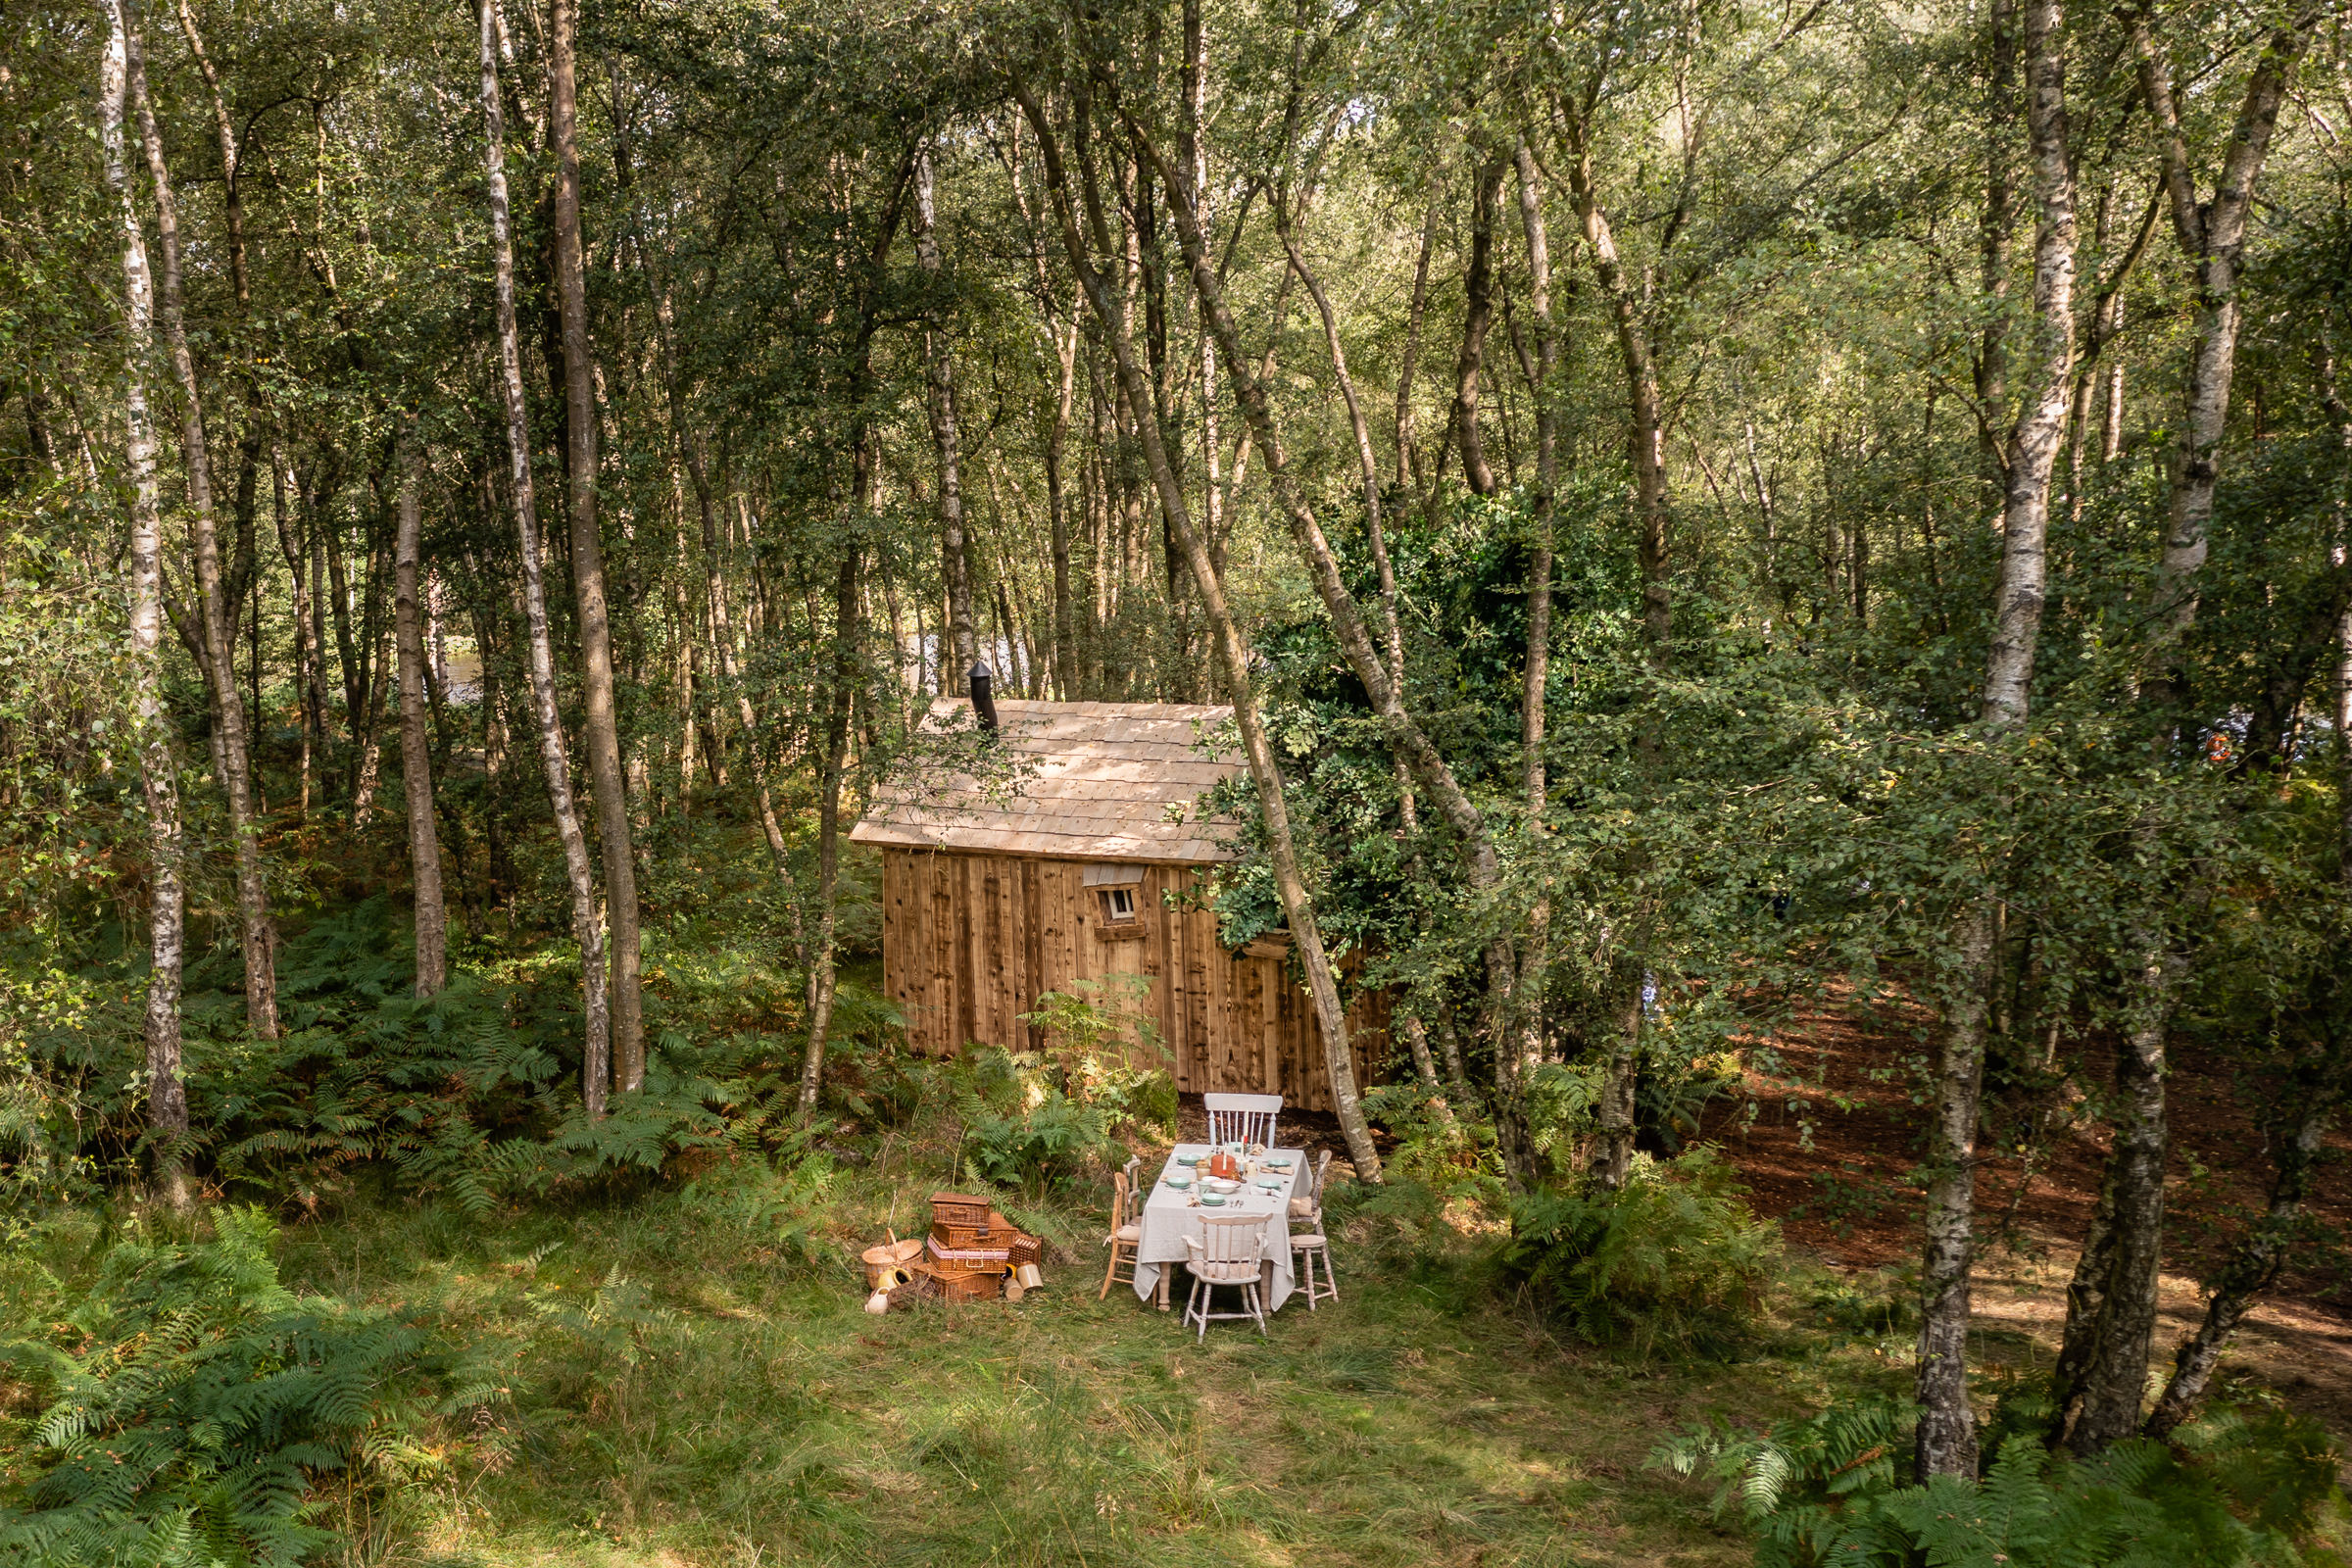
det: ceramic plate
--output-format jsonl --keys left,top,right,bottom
{"left": 1254, "top": 1177, "right": 1285, "bottom": 1190}
{"left": 1199, "top": 1194, "right": 1227, "bottom": 1207}
{"left": 1163, "top": 1174, "right": 1193, "bottom": 1188}
{"left": 1175, "top": 1153, "right": 1201, "bottom": 1166}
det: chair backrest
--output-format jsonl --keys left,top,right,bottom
{"left": 1309, "top": 1148, "right": 1333, "bottom": 1204}
{"left": 1187, "top": 1211, "right": 1271, "bottom": 1271}
{"left": 1203, "top": 1092, "right": 1283, "bottom": 1150}
{"left": 1110, "top": 1169, "right": 1132, "bottom": 1229}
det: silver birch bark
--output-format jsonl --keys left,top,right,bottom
{"left": 1513, "top": 135, "right": 1559, "bottom": 1138}
{"left": 1917, "top": 0, "right": 2076, "bottom": 1481}
{"left": 395, "top": 438, "right": 449, "bottom": 997}
{"left": 550, "top": 0, "right": 643, "bottom": 1094}
{"left": 1012, "top": 77, "right": 1382, "bottom": 1180}
{"left": 126, "top": 26, "right": 277, "bottom": 1040}
{"left": 103, "top": 0, "right": 190, "bottom": 1212}
{"left": 2052, "top": 7, "right": 2314, "bottom": 1456}
{"left": 915, "top": 146, "right": 977, "bottom": 696}
{"left": 479, "top": 0, "right": 608, "bottom": 1117}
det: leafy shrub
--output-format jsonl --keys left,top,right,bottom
{"left": 0, "top": 1207, "right": 486, "bottom": 1568}
{"left": 947, "top": 1046, "right": 1117, "bottom": 1195}
{"left": 1500, "top": 1148, "right": 1781, "bottom": 1358}
{"left": 1647, "top": 1394, "right": 2346, "bottom": 1568}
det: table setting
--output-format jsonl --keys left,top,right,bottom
{"left": 1130, "top": 1141, "right": 1308, "bottom": 1312}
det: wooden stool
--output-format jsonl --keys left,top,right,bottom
{"left": 1290, "top": 1229, "right": 1338, "bottom": 1310}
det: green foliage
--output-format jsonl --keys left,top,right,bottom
{"left": 949, "top": 1047, "right": 1113, "bottom": 1197}
{"left": 1501, "top": 1149, "right": 1782, "bottom": 1358}
{"left": 1361, "top": 1083, "right": 1504, "bottom": 1204}
{"left": 0, "top": 1208, "right": 481, "bottom": 1568}
{"left": 1647, "top": 1396, "right": 2348, "bottom": 1568}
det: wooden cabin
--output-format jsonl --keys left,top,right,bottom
{"left": 850, "top": 699, "right": 1389, "bottom": 1113}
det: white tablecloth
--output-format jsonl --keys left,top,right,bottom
{"left": 1132, "top": 1145, "right": 1306, "bottom": 1311}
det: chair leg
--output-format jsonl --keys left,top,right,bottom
{"left": 1298, "top": 1248, "right": 1317, "bottom": 1310}
{"left": 1322, "top": 1248, "right": 1338, "bottom": 1303}
{"left": 1101, "top": 1241, "right": 1119, "bottom": 1300}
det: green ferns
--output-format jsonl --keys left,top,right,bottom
{"left": 0, "top": 1208, "right": 483, "bottom": 1568}
{"left": 1501, "top": 1148, "right": 1782, "bottom": 1358}
{"left": 1648, "top": 1395, "right": 2346, "bottom": 1568}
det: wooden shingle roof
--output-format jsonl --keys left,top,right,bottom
{"left": 850, "top": 699, "right": 1243, "bottom": 862}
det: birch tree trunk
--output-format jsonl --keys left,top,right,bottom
{"left": 916, "top": 146, "right": 977, "bottom": 696}
{"left": 395, "top": 438, "right": 449, "bottom": 997}
{"left": 2143, "top": 1091, "right": 2338, "bottom": 1441}
{"left": 1134, "top": 112, "right": 1523, "bottom": 1182}
{"left": 1013, "top": 75, "right": 1382, "bottom": 1180}
{"left": 798, "top": 550, "right": 860, "bottom": 1116}
{"left": 1513, "top": 134, "right": 1559, "bottom": 1133}
{"left": 1396, "top": 203, "right": 1437, "bottom": 500}
{"left": 549, "top": 0, "right": 644, "bottom": 1093}
{"left": 1916, "top": 0, "right": 2077, "bottom": 1480}
{"left": 480, "top": 0, "right": 608, "bottom": 1117}
{"left": 2052, "top": 7, "right": 2313, "bottom": 1457}
{"left": 103, "top": 0, "right": 190, "bottom": 1212}
{"left": 1448, "top": 155, "right": 1505, "bottom": 497}
{"left": 126, "top": 26, "right": 277, "bottom": 1040}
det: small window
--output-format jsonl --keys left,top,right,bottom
{"left": 1099, "top": 886, "right": 1139, "bottom": 925}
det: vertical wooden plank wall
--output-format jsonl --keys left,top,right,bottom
{"left": 879, "top": 849, "right": 1388, "bottom": 1112}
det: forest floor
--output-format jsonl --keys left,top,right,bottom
{"left": 1690, "top": 987, "right": 2352, "bottom": 1446}
{"left": 224, "top": 1144, "right": 1905, "bottom": 1568}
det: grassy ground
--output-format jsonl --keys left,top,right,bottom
{"left": 197, "top": 1138, "right": 1905, "bottom": 1568}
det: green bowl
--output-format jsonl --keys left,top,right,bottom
{"left": 1175, "top": 1153, "right": 1201, "bottom": 1166}
{"left": 1199, "top": 1194, "right": 1227, "bottom": 1207}
{"left": 1163, "top": 1174, "right": 1193, "bottom": 1189}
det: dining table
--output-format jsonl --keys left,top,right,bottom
{"left": 1131, "top": 1144, "right": 1308, "bottom": 1312}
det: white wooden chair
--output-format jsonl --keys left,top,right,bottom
{"left": 1182, "top": 1212, "right": 1273, "bottom": 1340}
{"left": 1099, "top": 1168, "right": 1143, "bottom": 1299}
{"left": 1289, "top": 1149, "right": 1338, "bottom": 1310}
{"left": 1204, "top": 1093, "right": 1282, "bottom": 1151}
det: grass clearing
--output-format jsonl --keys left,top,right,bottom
{"left": 61, "top": 1141, "right": 1898, "bottom": 1568}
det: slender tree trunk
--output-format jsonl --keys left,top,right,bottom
{"left": 1514, "top": 134, "right": 1561, "bottom": 1161}
{"left": 126, "top": 26, "right": 277, "bottom": 1040}
{"left": 480, "top": 0, "right": 608, "bottom": 1117}
{"left": 395, "top": 437, "right": 449, "bottom": 997}
{"left": 798, "top": 549, "right": 860, "bottom": 1116}
{"left": 2143, "top": 1094, "right": 2336, "bottom": 1440}
{"left": 916, "top": 147, "right": 977, "bottom": 696}
{"left": 550, "top": 0, "right": 643, "bottom": 1093}
{"left": 103, "top": 0, "right": 190, "bottom": 1212}
{"left": 1397, "top": 202, "right": 1437, "bottom": 500}
{"left": 2135, "top": 6, "right": 2314, "bottom": 655}
{"left": 1449, "top": 155, "right": 1506, "bottom": 497}
{"left": 1917, "top": 0, "right": 2077, "bottom": 1482}
{"left": 2051, "top": 9, "right": 2313, "bottom": 1456}
{"left": 1013, "top": 75, "right": 1381, "bottom": 1181}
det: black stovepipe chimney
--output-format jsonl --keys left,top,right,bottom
{"left": 969, "top": 662, "right": 998, "bottom": 732}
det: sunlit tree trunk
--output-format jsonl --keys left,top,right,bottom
{"left": 126, "top": 24, "right": 277, "bottom": 1040}
{"left": 1917, "top": 0, "right": 2077, "bottom": 1481}
{"left": 798, "top": 549, "right": 860, "bottom": 1117}
{"left": 550, "top": 0, "right": 643, "bottom": 1094}
{"left": 395, "top": 437, "right": 449, "bottom": 997}
{"left": 103, "top": 0, "right": 190, "bottom": 1212}
{"left": 2053, "top": 7, "right": 2313, "bottom": 1457}
{"left": 1014, "top": 74, "right": 1382, "bottom": 1181}
{"left": 916, "top": 146, "right": 977, "bottom": 696}
{"left": 480, "top": 0, "right": 608, "bottom": 1116}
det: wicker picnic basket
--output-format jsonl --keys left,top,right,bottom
{"left": 929, "top": 1262, "right": 1004, "bottom": 1303}
{"left": 931, "top": 1193, "right": 992, "bottom": 1230}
